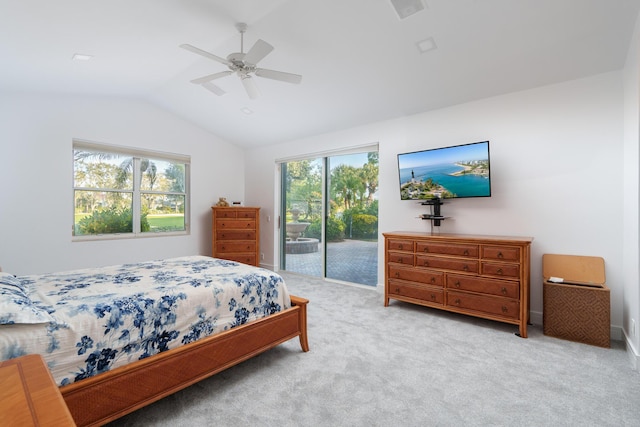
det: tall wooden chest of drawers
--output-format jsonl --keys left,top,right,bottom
{"left": 212, "top": 207, "right": 260, "bottom": 266}
{"left": 383, "top": 232, "right": 533, "bottom": 337}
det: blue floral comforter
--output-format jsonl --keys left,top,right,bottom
{"left": 0, "top": 256, "right": 290, "bottom": 386}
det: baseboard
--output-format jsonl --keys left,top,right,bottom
{"left": 624, "top": 333, "right": 640, "bottom": 371}
{"left": 530, "top": 310, "right": 543, "bottom": 326}
{"left": 260, "top": 262, "right": 276, "bottom": 271}
{"left": 611, "top": 325, "right": 624, "bottom": 342}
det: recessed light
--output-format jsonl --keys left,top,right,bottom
{"left": 72, "top": 53, "right": 93, "bottom": 61}
{"left": 416, "top": 37, "right": 437, "bottom": 54}
{"left": 390, "top": 0, "right": 425, "bottom": 20}
{"left": 240, "top": 107, "right": 253, "bottom": 115}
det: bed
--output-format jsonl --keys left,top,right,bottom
{"left": 0, "top": 255, "right": 309, "bottom": 426}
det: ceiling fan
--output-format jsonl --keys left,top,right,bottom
{"left": 180, "top": 23, "right": 302, "bottom": 99}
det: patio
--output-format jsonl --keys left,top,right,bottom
{"left": 283, "top": 239, "right": 378, "bottom": 286}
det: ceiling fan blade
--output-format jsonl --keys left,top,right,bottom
{"left": 243, "top": 39, "right": 274, "bottom": 65}
{"left": 180, "top": 44, "right": 231, "bottom": 66}
{"left": 241, "top": 75, "right": 260, "bottom": 99}
{"left": 201, "top": 82, "right": 226, "bottom": 96}
{"left": 190, "top": 71, "right": 233, "bottom": 85}
{"left": 255, "top": 68, "right": 302, "bottom": 84}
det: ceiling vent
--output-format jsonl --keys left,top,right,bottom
{"left": 390, "top": 0, "right": 425, "bottom": 20}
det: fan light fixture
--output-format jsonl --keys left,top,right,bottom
{"left": 181, "top": 23, "right": 302, "bottom": 99}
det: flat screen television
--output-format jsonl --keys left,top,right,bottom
{"left": 397, "top": 141, "right": 491, "bottom": 200}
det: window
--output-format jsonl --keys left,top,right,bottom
{"left": 73, "top": 140, "right": 190, "bottom": 239}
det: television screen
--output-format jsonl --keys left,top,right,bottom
{"left": 397, "top": 141, "right": 491, "bottom": 200}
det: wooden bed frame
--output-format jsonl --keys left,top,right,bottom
{"left": 60, "top": 295, "right": 309, "bottom": 426}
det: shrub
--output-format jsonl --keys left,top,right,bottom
{"left": 305, "top": 217, "right": 345, "bottom": 242}
{"left": 77, "top": 207, "right": 150, "bottom": 235}
{"left": 350, "top": 214, "right": 378, "bottom": 239}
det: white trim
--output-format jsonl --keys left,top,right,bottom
{"left": 275, "top": 142, "right": 379, "bottom": 164}
{"left": 625, "top": 331, "right": 640, "bottom": 371}
{"left": 74, "top": 138, "right": 191, "bottom": 164}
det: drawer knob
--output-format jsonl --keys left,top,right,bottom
{"left": 399, "top": 257, "right": 403, "bottom": 263}
{"left": 395, "top": 287, "right": 400, "bottom": 293}
{"left": 498, "top": 252, "right": 504, "bottom": 259}
{"left": 423, "top": 261, "right": 429, "bottom": 267}
{"left": 501, "top": 287, "right": 507, "bottom": 294}
{"left": 501, "top": 306, "right": 508, "bottom": 313}
{"left": 454, "top": 281, "right": 460, "bottom": 288}
{"left": 463, "top": 249, "right": 469, "bottom": 256}
{"left": 395, "top": 272, "right": 400, "bottom": 278}
{"left": 497, "top": 268, "right": 503, "bottom": 275}
{"left": 430, "top": 293, "right": 436, "bottom": 300}
{"left": 398, "top": 244, "right": 403, "bottom": 250}
{"left": 454, "top": 298, "right": 461, "bottom": 305}
{"left": 430, "top": 277, "right": 436, "bottom": 284}
{"left": 221, "top": 246, "right": 226, "bottom": 250}
{"left": 463, "top": 265, "right": 469, "bottom": 271}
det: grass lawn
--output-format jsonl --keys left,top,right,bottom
{"left": 74, "top": 213, "right": 184, "bottom": 232}
{"left": 147, "top": 214, "right": 184, "bottom": 231}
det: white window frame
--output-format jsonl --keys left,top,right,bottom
{"left": 72, "top": 139, "right": 191, "bottom": 241}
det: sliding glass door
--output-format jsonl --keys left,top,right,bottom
{"left": 280, "top": 158, "right": 323, "bottom": 278}
{"left": 280, "top": 150, "right": 378, "bottom": 286}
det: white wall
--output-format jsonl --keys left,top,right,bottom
{"left": 0, "top": 93, "right": 244, "bottom": 275}
{"left": 245, "top": 71, "right": 626, "bottom": 337}
{"left": 623, "top": 11, "right": 640, "bottom": 367}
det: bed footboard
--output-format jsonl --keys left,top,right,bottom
{"left": 61, "top": 295, "right": 309, "bottom": 426}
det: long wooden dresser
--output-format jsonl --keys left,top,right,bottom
{"left": 383, "top": 232, "right": 533, "bottom": 337}
{"left": 212, "top": 206, "right": 260, "bottom": 266}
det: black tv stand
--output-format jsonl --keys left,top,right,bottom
{"left": 420, "top": 199, "right": 446, "bottom": 226}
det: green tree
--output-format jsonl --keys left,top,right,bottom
{"left": 331, "top": 164, "right": 362, "bottom": 210}
{"left": 285, "top": 160, "right": 322, "bottom": 222}
{"left": 361, "top": 153, "right": 379, "bottom": 203}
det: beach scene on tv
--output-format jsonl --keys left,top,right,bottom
{"left": 398, "top": 142, "right": 491, "bottom": 200}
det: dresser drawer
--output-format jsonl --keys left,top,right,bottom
{"left": 220, "top": 253, "right": 257, "bottom": 265}
{"left": 388, "top": 265, "right": 443, "bottom": 287}
{"left": 387, "top": 239, "right": 414, "bottom": 252}
{"left": 388, "top": 279, "right": 444, "bottom": 305}
{"left": 447, "top": 291, "right": 520, "bottom": 320}
{"left": 447, "top": 274, "right": 519, "bottom": 299}
{"left": 481, "top": 262, "right": 520, "bottom": 279}
{"left": 236, "top": 210, "right": 257, "bottom": 219}
{"left": 216, "top": 230, "right": 257, "bottom": 240}
{"left": 216, "top": 241, "right": 256, "bottom": 253}
{"left": 216, "top": 219, "right": 256, "bottom": 230}
{"left": 387, "top": 251, "right": 414, "bottom": 266}
{"left": 416, "top": 242, "right": 478, "bottom": 258}
{"left": 482, "top": 245, "right": 520, "bottom": 262}
{"left": 215, "top": 209, "right": 237, "bottom": 218}
{"left": 415, "top": 255, "right": 479, "bottom": 274}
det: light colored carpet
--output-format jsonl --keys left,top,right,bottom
{"left": 108, "top": 272, "right": 640, "bottom": 426}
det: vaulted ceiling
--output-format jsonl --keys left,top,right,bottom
{"left": 1, "top": 0, "right": 638, "bottom": 148}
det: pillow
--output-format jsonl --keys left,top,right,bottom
{"left": 0, "top": 272, "right": 54, "bottom": 324}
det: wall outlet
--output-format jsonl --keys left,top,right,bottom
{"left": 632, "top": 319, "right": 637, "bottom": 337}
{"left": 260, "top": 253, "right": 265, "bottom": 261}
